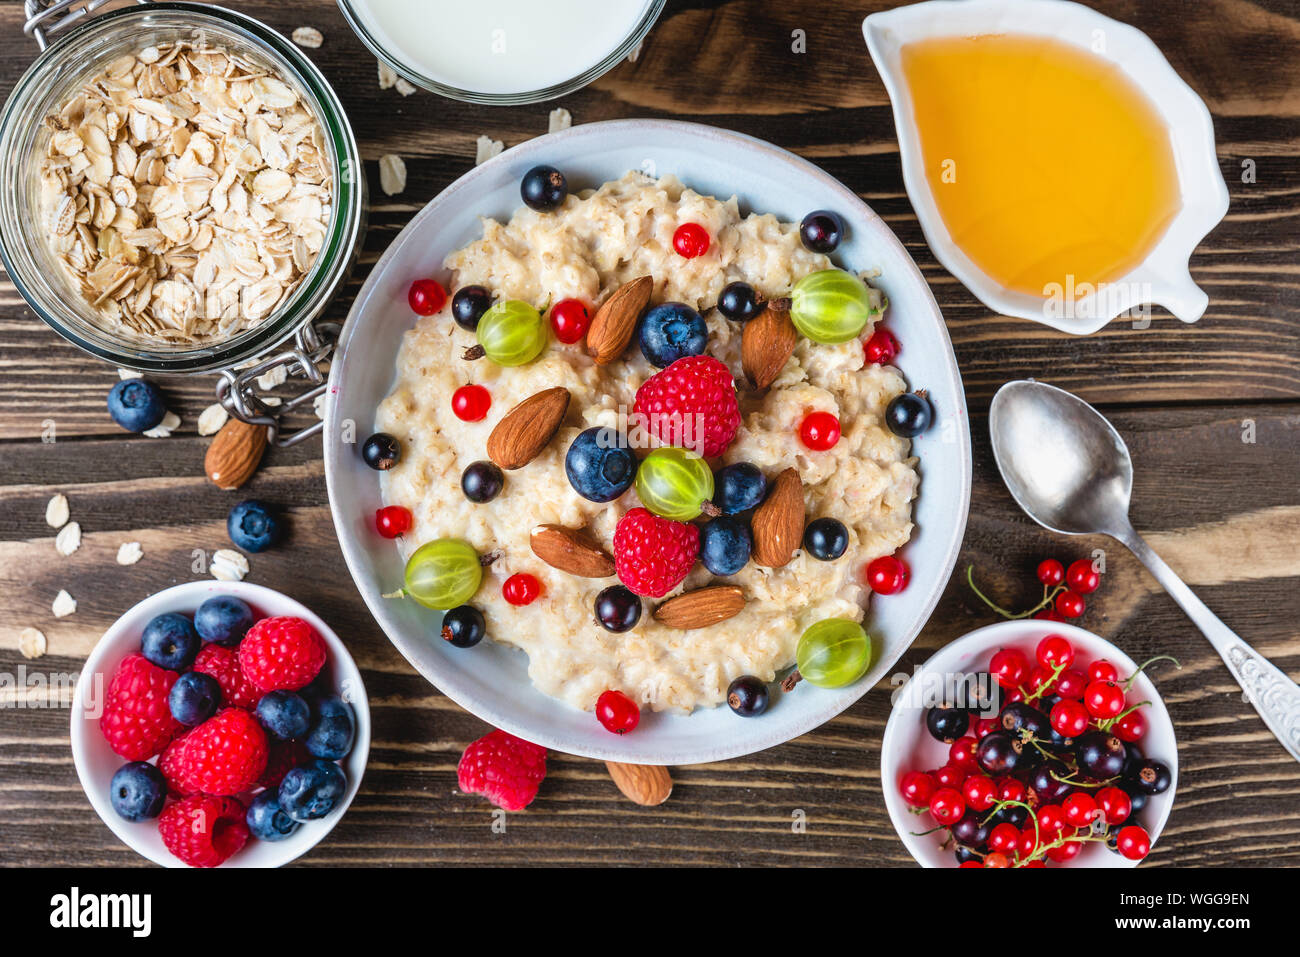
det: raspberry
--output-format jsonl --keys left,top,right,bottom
{"left": 158, "top": 795, "right": 249, "bottom": 867}
{"left": 457, "top": 729, "right": 547, "bottom": 811}
{"left": 632, "top": 355, "right": 739, "bottom": 458}
{"left": 612, "top": 507, "right": 699, "bottom": 598}
{"left": 157, "top": 731, "right": 198, "bottom": 797}
{"left": 258, "top": 738, "right": 309, "bottom": 791}
{"left": 238, "top": 616, "right": 327, "bottom": 692}
{"left": 171, "top": 708, "right": 268, "bottom": 796}
{"left": 192, "top": 643, "right": 260, "bottom": 709}
{"left": 99, "top": 653, "right": 183, "bottom": 760}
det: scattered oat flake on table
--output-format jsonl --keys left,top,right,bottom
{"left": 117, "top": 368, "right": 143, "bottom": 380}
{"left": 627, "top": 41, "right": 644, "bottom": 63}
{"left": 396, "top": 78, "right": 417, "bottom": 96}
{"left": 255, "top": 365, "right": 288, "bottom": 390}
{"left": 313, "top": 392, "right": 327, "bottom": 420}
{"left": 475, "top": 135, "right": 504, "bottom": 166}
{"left": 117, "top": 541, "right": 143, "bottom": 565}
{"left": 211, "top": 549, "right": 249, "bottom": 582}
{"left": 19, "top": 628, "right": 47, "bottom": 660}
{"left": 45, "top": 493, "right": 70, "bottom": 529}
{"left": 379, "top": 154, "right": 407, "bottom": 196}
{"left": 52, "top": 590, "right": 77, "bottom": 618}
{"left": 378, "top": 60, "right": 398, "bottom": 90}
{"left": 55, "top": 522, "right": 81, "bottom": 556}
{"left": 292, "top": 27, "right": 323, "bottom": 48}
{"left": 143, "top": 410, "right": 181, "bottom": 438}
{"left": 197, "top": 403, "right": 229, "bottom": 436}
{"left": 548, "top": 108, "right": 572, "bottom": 133}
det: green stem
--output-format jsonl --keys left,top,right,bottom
{"left": 966, "top": 566, "right": 1063, "bottom": 620}
{"left": 1123, "top": 655, "right": 1181, "bottom": 692}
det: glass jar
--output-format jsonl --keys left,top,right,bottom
{"left": 0, "top": 1, "right": 365, "bottom": 440}
{"left": 335, "top": 0, "right": 666, "bottom": 105}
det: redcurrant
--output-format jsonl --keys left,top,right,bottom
{"left": 963, "top": 774, "right": 997, "bottom": 811}
{"left": 1027, "top": 665, "right": 1057, "bottom": 695}
{"left": 988, "top": 823, "right": 1020, "bottom": 854}
{"left": 989, "top": 648, "right": 1029, "bottom": 689}
{"left": 1055, "top": 668, "right": 1088, "bottom": 699}
{"left": 983, "top": 852, "right": 1011, "bottom": 868}
{"left": 1050, "top": 699, "right": 1090, "bottom": 738}
{"left": 375, "top": 505, "right": 412, "bottom": 539}
{"left": 502, "top": 573, "right": 542, "bottom": 606}
{"left": 1055, "top": 590, "right": 1085, "bottom": 618}
{"left": 863, "top": 328, "right": 899, "bottom": 365}
{"left": 549, "top": 298, "right": 591, "bottom": 344}
{"left": 1046, "top": 839, "right": 1083, "bottom": 863}
{"left": 949, "top": 736, "right": 978, "bottom": 768}
{"left": 451, "top": 384, "right": 491, "bottom": 422}
{"left": 1037, "top": 804, "right": 1068, "bottom": 837}
{"left": 1019, "top": 826, "right": 1040, "bottom": 858}
{"left": 1034, "top": 609, "right": 1066, "bottom": 622}
{"left": 865, "top": 555, "right": 909, "bottom": 595}
{"left": 672, "top": 223, "right": 710, "bottom": 258}
{"left": 1088, "top": 659, "right": 1119, "bottom": 683}
{"left": 997, "top": 777, "right": 1027, "bottom": 803}
{"left": 595, "top": 689, "right": 640, "bottom": 734}
{"left": 1116, "top": 824, "right": 1151, "bottom": 860}
{"left": 1036, "top": 634, "right": 1074, "bottom": 670}
{"left": 1096, "top": 786, "right": 1132, "bottom": 825}
{"left": 799, "top": 411, "right": 841, "bottom": 450}
{"left": 408, "top": 278, "right": 447, "bottom": 316}
{"left": 1066, "top": 558, "right": 1101, "bottom": 594}
{"left": 973, "top": 716, "right": 998, "bottom": 739}
{"left": 1036, "top": 559, "right": 1065, "bottom": 586}
{"left": 934, "top": 764, "right": 965, "bottom": 789}
{"left": 928, "top": 788, "right": 966, "bottom": 826}
{"left": 1113, "top": 708, "right": 1149, "bottom": 743}
{"left": 1062, "top": 792, "right": 1098, "bottom": 828}
{"left": 899, "top": 770, "right": 936, "bottom": 808}
{"left": 1084, "top": 680, "right": 1126, "bottom": 720}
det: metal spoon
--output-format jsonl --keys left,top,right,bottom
{"left": 989, "top": 379, "right": 1300, "bottom": 762}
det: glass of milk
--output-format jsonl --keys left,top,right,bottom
{"left": 337, "top": 0, "right": 666, "bottom": 104}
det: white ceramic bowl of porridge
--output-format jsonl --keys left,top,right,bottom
{"left": 324, "top": 119, "right": 971, "bottom": 765}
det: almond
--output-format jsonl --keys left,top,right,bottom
{"left": 653, "top": 585, "right": 745, "bottom": 629}
{"left": 530, "top": 524, "right": 615, "bottom": 578}
{"left": 204, "top": 417, "right": 267, "bottom": 490}
{"left": 605, "top": 761, "right": 673, "bottom": 806}
{"left": 741, "top": 301, "right": 798, "bottom": 389}
{"left": 586, "top": 275, "right": 652, "bottom": 364}
{"left": 751, "top": 467, "right": 803, "bottom": 567}
{"left": 487, "top": 387, "right": 570, "bottom": 469}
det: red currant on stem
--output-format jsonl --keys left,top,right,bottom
{"left": 863, "top": 327, "right": 899, "bottom": 365}
{"left": 408, "top": 278, "right": 447, "bottom": 316}
{"left": 1066, "top": 558, "right": 1101, "bottom": 594}
{"left": 963, "top": 774, "right": 997, "bottom": 811}
{"left": 1062, "top": 792, "right": 1098, "bottom": 828}
{"left": 989, "top": 648, "right": 1029, "bottom": 689}
{"left": 1084, "top": 679, "right": 1126, "bottom": 720}
{"left": 983, "top": 852, "right": 1011, "bottom": 868}
{"left": 1055, "top": 667, "right": 1088, "bottom": 699}
{"left": 596, "top": 689, "right": 640, "bottom": 734}
{"left": 899, "top": 770, "right": 936, "bottom": 808}
{"left": 1096, "top": 786, "right": 1132, "bottom": 825}
{"left": 865, "top": 555, "right": 909, "bottom": 595}
{"left": 799, "top": 411, "right": 841, "bottom": 450}
{"left": 988, "top": 822, "right": 1020, "bottom": 854}
{"left": 928, "top": 788, "right": 965, "bottom": 825}
{"left": 1050, "top": 699, "right": 1090, "bottom": 738}
{"left": 451, "top": 384, "right": 491, "bottom": 422}
{"left": 1036, "top": 804, "right": 1068, "bottom": 837}
{"left": 1036, "top": 634, "right": 1074, "bottom": 669}
{"left": 1113, "top": 707, "right": 1149, "bottom": 742}
{"left": 1088, "top": 659, "right": 1120, "bottom": 683}
{"left": 1055, "top": 590, "right": 1086, "bottom": 618}
{"left": 672, "top": 223, "right": 710, "bottom": 258}
{"left": 1034, "top": 609, "right": 1065, "bottom": 622}
{"left": 374, "top": 505, "right": 412, "bottom": 539}
{"left": 1046, "top": 839, "right": 1084, "bottom": 863}
{"left": 959, "top": 860, "right": 983, "bottom": 868}
{"left": 934, "top": 764, "right": 964, "bottom": 789}
{"left": 502, "top": 573, "right": 542, "bottom": 606}
{"left": 1116, "top": 824, "right": 1151, "bottom": 861}
{"left": 1037, "top": 559, "right": 1065, "bottom": 586}
{"left": 949, "top": 736, "right": 978, "bottom": 767}
{"left": 549, "top": 298, "right": 591, "bottom": 344}
{"left": 997, "top": 777, "right": 1026, "bottom": 803}
{"left": 972, "top": 716, "right": 998, "bottom": 739}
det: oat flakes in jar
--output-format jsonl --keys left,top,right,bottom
{"left": 0, "top": 1, "right": 364, "bottom": 443}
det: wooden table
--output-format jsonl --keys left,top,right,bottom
{"left": 2, "top": 0, "right": 1297, "bottom": 868}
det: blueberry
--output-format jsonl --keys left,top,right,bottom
{"left": 803, "top": 517, "right": 848, "bottom": 561}
{"left": 461, "top": 461, "right": 504, "bottom": 503}
{"left": 451, "top": 285, "right": 492, "bottom": 331}
{"left": 565, "top": 427, "right": 637, "bottom": 502}
{"left": 168, "top": 671, "right": 221, "bottom": 726}
{"left": 304, "top": 695, "right": 356, "bottom": 761}
{"left": 717, "top": 282, "right": 762, "bottom": 322}
{"left": 140, "top": 612, "right": 200, "bottom": 670}
{"left": 713, "top": 463, "right": 766, "bottom": 514}
{"left": 362, "top": 432, "right": 401, "bottom": 470}
{"left": 441, "top": 605, "right": 485, "bottom": 648}
{"left": 520, "top": 165, "right": 567, "bottom": 211}
{"left": 193, "top": 595, "right": 255, "bottom": 646}
{"left": 109, "top": 762, "right": 166, "bottom": 821}
{"left": 279, "top": 759, "right": 347, "bottom": 821}
{"left": 637, "top": 302, "right": 708, "bottom": 368}
{"left": 726, "top": 676, "right": 769, "bottom": 717}
{"left": 255, "top": 690, "right": 311, "bottom": 740}
{"left": 699, "top": 516, "right": 752, "bottom": 576}
{"left": 246, "top": 790, "right": 301, "bottom": 842}
{"left": 226, "top": 499, "right": 282, "bottom": 552}
{"left": 106, "top": 379, "right": 166, "bottom": 433}
{"left": 595, "top": 585, "right": 641, "bottom": 633}
{"left": 885, "top": 393, "right": 933, "bottom": 438}
{"left": 799, "top": 209, "right": 845, "bottom": 254}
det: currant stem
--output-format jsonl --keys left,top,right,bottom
{"left": 1123, "top": 654, "right": 1181, "bottom": 691}
{"left": 966, "top": 565, "right": 1064, "bottom": 620}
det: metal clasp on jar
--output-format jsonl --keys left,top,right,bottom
{"left": 23, "top": 0, "right": 148, "bottom": 51}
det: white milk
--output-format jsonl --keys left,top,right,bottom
{"left": 346, "top": 0, "right": 651, "bottom": 95}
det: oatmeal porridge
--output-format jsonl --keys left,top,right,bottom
{"left": 376, "top": 171, "right": 919, "bottom": 713}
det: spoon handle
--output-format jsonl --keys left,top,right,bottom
{"left": 1117, "top": 525, "right": 1300, "bottom": 763}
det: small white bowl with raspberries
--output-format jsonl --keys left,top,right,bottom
{"left": 70, "top": 581, "right": 370, "bottom": 868}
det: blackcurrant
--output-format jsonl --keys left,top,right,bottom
{"left": 1075, "top": 731, "right": 1127, "bottom": 781}
{"left": 1029, "top": 762, "right": 1072, "bottom": 804}
{"left": 976, "top": 732, "right": 1025, "bottom": 775}
{"left": 452, "top": 285, "right": 492, "bottom": 331}
{"left": 799, "top": 209, "right": 845, "bottom": 254}
{"left": 1129, "top": 759, "right": 1171, "bottom": 795}
{"left": 717, "top": 281, "right": 761, "bottom": 322}
{"left": 954, "top": 845, "right": 981, "bottom": 865}
{"left": 521, "top": 165, "right": 567, "bottom": 211}
{"left": 441, "top": 605, "right": 485, "bottom": 648}
{"left": 998, "top": 702, "right": 1048, "bottom": 739}
{"left": 595, "top": 585, "right": 641, "bottom": 633}
{"left": 951, "top": 811, "right": 991, "bottom": 848}
{"left": 726, "top": 675, "right": 769, "bottom": 717}
{"left": 802, "top": 517, "right": 848, "bottom": 561}
{"left": 885, "top": 393, "right": 933, "bottom": 438}
{"left": 925, "top": 704, "right": 970, "bottom": 743}
{"left": 461, "top": 461, "right": 504, "bottom": 503}
{"left": 362, "top": 432, "right": 401, "bottom": 470}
